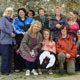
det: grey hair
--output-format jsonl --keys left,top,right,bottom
{"left": 3, "top": 7, "right": 13, "bottom": 18}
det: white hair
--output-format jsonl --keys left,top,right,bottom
{"left": 3, "top": 7, "right": 13, "bottom": 18}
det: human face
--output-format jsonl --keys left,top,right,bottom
{"left": 74, "top": 14, "right": 78, "bottom": 20}
{"left": 43, "top": 31, "right": 50, "bottom": 40}
{"left": 61, "top": 27, "right": 67, "bottom": 35}
{"left": 28, "top": 11, "right": 33, "bottom": 18}
{"left": 6, "top": 10, "right": 12, "bottom": 17}
{"left": 19, "top": 10, "right": 25, "bottom": 18}
{"left": 39, "top": 9, "right": 45, "bottom": 17}
{"left": 68, "top": 14, "right": 74, "bottom": 21}
{"left": 55, "top": 9, "right": 61, "bottom": 16}
{"left": 77, "top": 30, "right": 80, "bottom": 37}
{"left": 32, "top": 24, "right": 40, "bottom": 33}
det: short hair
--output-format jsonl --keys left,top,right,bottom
{"left": 42, "top": 29, "right": 52, "bottom": 41}
{"left": 60, "top": 25, "right": 68, "bottom": 33}
{"left": 31, "top": 20, "right": 42, "bottom": 31}
{"left": 29, "top": 10, "right": 35, "bottom": 16}
{"left": 3, "top": 7, "right": 13, "bottom": 18}
{"left": 38, "top": 8, "right": 45, "bottom": 14}
{"left": 73, "top": 10, "right": 79, "bottom": 15}
{"left": 18, "top": 8, "right": 27, "bottom": 17}
{"left": 55, "top": 6, "right": 62, "bottom": 11}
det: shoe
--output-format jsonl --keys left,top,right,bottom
{"left": 38, "top": 69, "right": 42, "bottom": 75}
{"left": 1, "top": 72, "right": 9, "bottom": 75}
{"left": 57, "top": 71, "right": 64, "bottom": 75}
{"left": 38, "top": 71, "right": 42, "bottom": 75}
{"left": 48, "top": 70, "right": 53, "bottom": 75}
{"left": 25, "top": 70, "right": 30, "bottom": 76}
{"left": 31, "top": 69, "right": 38, "bottom": 75}
{"left": 15, "top": 69, "right": 20, "bottom": 73}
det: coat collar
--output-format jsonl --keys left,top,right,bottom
{"left": 60, "top": 34, "right": 71, "bottom": 40}
{"left": 28, "top": 30, "right": 40, "bottom": 38}
{"left": 4, "top": 16, "right": 13, "bottom": 22}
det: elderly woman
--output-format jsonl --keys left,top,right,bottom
{"left": 13, "top": 8, "right": 34, "bottom": 72}
{"left": 57, "top": 25, "right": 77, "bottom": 74}
{"left": 67, "top": 12, "right": 79, "bottom": 41}
{"left": 0, "top": 7, "right": 16, "bottom": 75}
{"left": 49, "top": 6, "right": 69, "bottom": 43}
{"left": 17, "top": 21, "right": 42, "bottom": 76}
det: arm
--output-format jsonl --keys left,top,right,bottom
{"left": 20, "top": 32, "right": 30, "bottom": 55}
{"left": 49, "top": 18, "right": 58, "bottom": 31}
{"left": 0, "top": 17, "right": 12, "bottom": 35}
{"left": 69, "top": 42, "right": 77, "bottom": 58}
{"left": 13, "top": 18, "right": 24, "bottom": 34}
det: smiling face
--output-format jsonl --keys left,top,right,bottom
{"left": 6, "top": 10, "right": 12, "bottom": 17}
{"left": 19, "top": 10, "right": 25, "bottom": 18}
{"left": 28, "top": 11, "right": 33, "bottom": 18}
{"left": 61, "top": 27, "right": 67, "bottom": 36}
{"left": 68, "top": 14, "right": 74, "bottom": 21}
{"left": 55, "top": 8, "right": 61, "bottom": 16}
{"left": 43, "top": 31, "right": 50, "bottom": 40}
{"left": 39, "top": 9, "right": 45, "bottom": 17}
{"left": 32, "top": 24, "right": 40, "bottom": 33}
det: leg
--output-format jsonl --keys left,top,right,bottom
{"left": 31, "top": 61, "right": 37, "bottom": 70}
{"left": 25, "top": 60, "right": 31, "bottom": 70}
{"left": 14, "top": 35, "right": 25, "bottom": 70}
{"left": 31, "top": 61, "right": 38, "bottom": 75}
{"left": 67, "top": 59, "right": 75, "bottom": 74}
{"left": 8, "top": 45, "right": 12, "bottom": 73}
{"left": 58, "top": 53, "right": 66, "bottom": 73}
{"left": 1, "top": 45, "right": 10, "bottom": 73}
{"left": 76, "top": 56, "right": 80, "bottom": 71}
{"left": 25, "top": 60, "right": 31, "bottom": 76}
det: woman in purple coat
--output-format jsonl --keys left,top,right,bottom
{"left": 0, "top": 7, "right": 16, "bottom": 75}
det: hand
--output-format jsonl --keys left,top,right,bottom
{"left": 30, "top": 52, "right": 35, "bottom": 57}
{"left": 11, "top": 33, "right": 16, "bottom": 37}
{"left": 56, "top": 24, "right": 62, "bottom": 29}
{"left": 76, "top": 54, "right": 80, "bottom": 57}
{"left": 66, "top": 54, "right": 70, "bottom": 58}
{"left": 23, "top": 32, "right": 26, "bottom": 35}
{"left": 43, "top": 47, "right": 48, "bottom": 51}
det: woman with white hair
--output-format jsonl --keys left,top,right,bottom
{"left": 0, "top": 7, "right": 16, "bottom": 75}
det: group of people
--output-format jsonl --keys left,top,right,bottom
{"left": 0, "top": 6, "right": 80, "bottom": 76}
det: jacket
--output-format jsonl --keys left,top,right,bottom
{"left": 49, "top": 14, "right": 69, "bottom": 39}
{"left": 0, "top": 16, "right": 16, "bottom": 45}
{"left": 41, "top": 40, "right": 56, "bottom": 54}
{"left": 56, "top": 34, "right": 77, "bottom": 61}
{"left": 13, "top": 16, "right": 34, "bottom": 35}
{"left": 20, "top": 31, "right": 42, "bottom": 55}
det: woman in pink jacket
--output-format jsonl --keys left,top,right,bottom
{"left": 67, "top": 12, "right": 79, "bottom": 41}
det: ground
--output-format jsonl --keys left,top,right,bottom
{"left": 0, "top": 70, "right": 80, "bottom": 80}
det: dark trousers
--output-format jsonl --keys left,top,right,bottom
{"left": 0, "top": 44, "right": 12, "bottom": 73}
{"left": 14, "top": 34, "right": 26, "bottom": 70}
{"left": 76, "top": 56, "right": 80, "bottom": 71}
{"left": 25, "top": 60, "right": 37, "bottom": 70}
